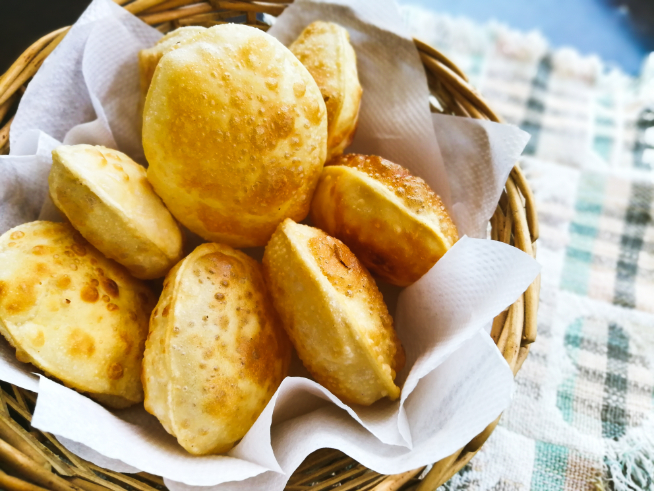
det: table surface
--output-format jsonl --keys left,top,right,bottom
{"left": 1, "top": 0, "right": 654, "bottom": 75}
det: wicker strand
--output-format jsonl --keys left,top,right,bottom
{"left": 0, "top": 27, "right": 67, "bottom": 100}
{"left": 210, "top": 1, "right": 286, "bottom": 16}
{"left": 140, "top": 3, "right": 213, "bottom": 24}
{"left": 413, "top": 38, "right": 468, "bottom": 82}
{"left": 415, "top": 449, "right": 464, "bottom": 491}
{"left": 125, "top": 0, "right": 170, "bottom": 15}
{"left": 0, "top": 29, "right": 69, "bottom": 108}
{"left": 0, "top": 439, "right": 82, "bottom": 491}
{"left": 0, "top": 469, "right": 51, "bottom": 491}
{"left": 419, "top": 52, "right": 500, "bottom": 122}
{"left": 1, "top": 116, "right": 14, "bottom": 152}
{"left": 373, "top": 468, "right": 425, "bottom": 491}
{"left": 0, "top": 417, "right": 51, "bottom": 470}
{"left": 144, "top": 0, "right": 203, "bottom": 13}
{"left": 66, "top": 478, "right": 113, "bottom": 491}
{"left": 336, "top": 473, "right": 385, "bottom": 491}
{"left": 510, "top": 166, "right": 539, "bottom": 241}
{"left": 0, "top": 91, "right": 20, "bottom": 127}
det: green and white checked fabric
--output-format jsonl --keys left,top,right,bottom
{"left": 403, "top": 6, "right": 654, "bottom": 490}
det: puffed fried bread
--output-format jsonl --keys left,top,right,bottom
{"left": 290, "top": 21, "right": 362, "bottom": 160}
{"left": 143, "top": 24, "right": 328, "bottom": 247}
{"left": 310, "top": 154, "right": 458, "bottom": 286}
{"left": 263, "top": 219, "right": 404, "bottom": 406}
{"left": 49, "top": 144, "right": 184, "bottom": 280}
{"left": 143, "top": 243, "right": 291, "bottom": 455}
{"left": 0, "top": 221, "right": 156, "bottom": 408}
{"left": 139, "top": 26, "right": 206, "bottom": 100}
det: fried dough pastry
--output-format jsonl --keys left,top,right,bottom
{"left": 263, "top": 219, "right": 404, "bottom": 406}
{"left": 143, "top": 243, "right": 291, "bottom": 455}
{"left": 0, "top": 221, "right": 156, "bottom": 408}
{"left": 290, "top": 21, "right": 362, "bottom": 160}
{"left": 139, "top": 26, "right": 206, "bottom": 100}
{"left": 310, "top": 154, "right": 458, "bottom": 286}
{"left": 49, "top": 145, "right": 183, "bottom": 280}
{"left": 143, "top": 24, "right": 328, "bottom": 247}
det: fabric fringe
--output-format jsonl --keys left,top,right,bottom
{"left": 602, "top": 419, "right": 654, "bottom": 491}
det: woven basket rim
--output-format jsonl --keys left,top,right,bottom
{"left": 0, "top": 2, "right": 540, "bottom": 491}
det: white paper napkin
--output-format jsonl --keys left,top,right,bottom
{"left": 0, "top": 0, "right": 538, "bottom": 488}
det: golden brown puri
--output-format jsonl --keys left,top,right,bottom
{"left": 143, "top": 24, "right": 328, "bottom": 247}
{"left": 139, "top": 26, "right": 206, "bottom": 101}
{"left": 310, "top": 154, "right": 459, "bottom": 287}
{"left": 0, "top": 221, "right": 156, "bottom": 408}
{"left": 143, "top": 243, "right": 291, "bottom": 455}
{"left": 290, "top": 21, "right": 362, "bottom": 160}
{"left": 49, "top": 145, "right": 184, "bottom": 280}
{"left": 262, "top": 219, "right": 404, "bottom": 406}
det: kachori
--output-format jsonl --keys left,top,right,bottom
{"left": 290, "top": 21, "right": 362, "bottom": 160}
{"left": 143, "top": 242, "right": 291, "bottom": 455}
{"left": 262, "top": 219, "right": 404, "bottom": 406}
{"left": 0, "top": 221, "right": 156, "bottom": 408}
{"left": 143, "top": 24, "right": 328, "bottom": 247}
{"left": 310, "top": 154, "right": 458, "bottom": 286}
{"left": 49, "top": 144, "right": 184, "bottom": 280}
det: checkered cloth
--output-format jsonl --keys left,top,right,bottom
{"left": 402, "top": 6, "right": 654, "bottom": 490}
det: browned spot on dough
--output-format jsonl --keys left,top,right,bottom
{"left": 119, "top": 331, "right": 133, "bottom": 356}
{"left": 162, "top": 305, "right": 170, "bottom": 317}
{"left": 303, "top": 99, "right": 323, "bottom": 125}
{"left": 80, "top": 285, "right": 99, "bottom": 303}
{"left": 57, "top": 275, "right": 71, "bottom": 290}
{"left": 251, "top": 104, "right": 295, "bottom": 151}
{"left": 107, "top": 363, "right": 124, "bottom": 380}
{"left": 102, "top": 295, "right": 110, "bottom": 303}
{"left": 72, "top": 231, "right": 86, "bottom": 244}
{"left": 3, "top": 281, "right": 37, "bottom": 314}
{"left": 202, "top": 347, "right": 214, "bottom": 360}
{"left": 10, "top": 231, "right": 24, "bottom": 240}
{"left": 102, "top": 278, "right": 119, "bottom": 297}
{"left": 32, "top": 331, "right": 45, "bottom": 348}
{"left": 236, "top": 324, "right": 286, "bottom": 388}
{"left": 32, "top": 245, "right": 46, "bottom": 255}
{"left": 107, "top": 303, "right": 119, "bottom": 312}
{"left": 72, "top": 244, "right": 87, "bottom": 256}
{"left": 308, "top": 232, "right": 367, "bottom": 295}
{"left": 67, "top": 329, "right": 95, "bottom": 358}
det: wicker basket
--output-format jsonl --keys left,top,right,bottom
{"left": 0, "top": 1, "right": 540, "bottom": 490}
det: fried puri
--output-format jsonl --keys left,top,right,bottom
{"left": 143, "top": 24, "right": 328, "bottom": 247}
{"left": 139, "top": 26, "right": 206, "bottom": 100}
{"left": 49, "top": 145, "right": 183, "bottom": 280}
{"left": 263, "top": 219, "right": 404, "bottom": 406}
{"left": 0, "top": 221, "right": 156, "bottom": 408}
{"left": 290, "top": 21, "right": 362, "bottom": 160}
{"left": 310, "top": 154, "right": 458, "bottom": 286}
{"left": 143, "top": 243, "right": 291, "bottom": 455}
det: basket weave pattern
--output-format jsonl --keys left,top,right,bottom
{"left": 0, "top": 1, "right": 540, "bottom": 490}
